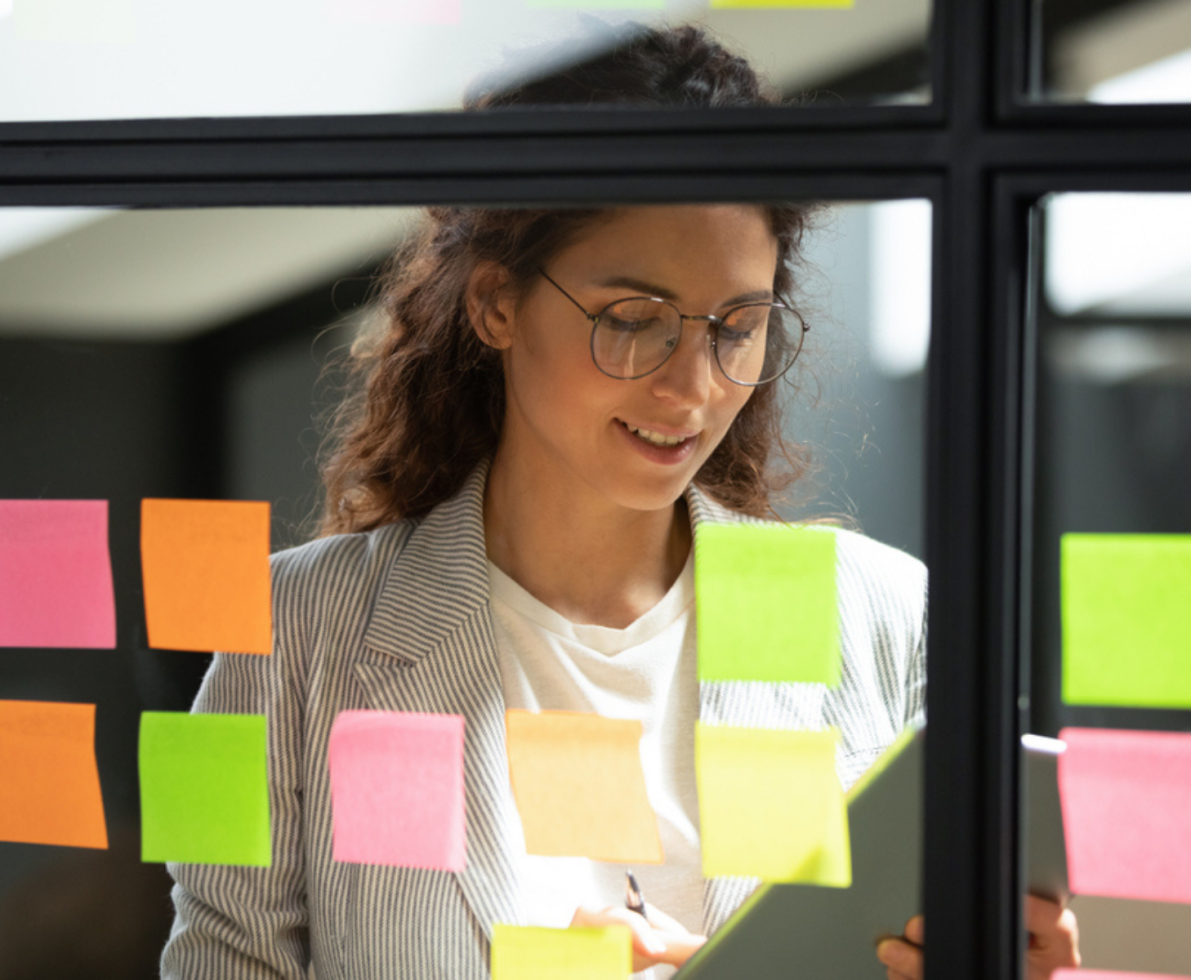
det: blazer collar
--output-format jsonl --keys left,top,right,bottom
{"left": 362, "top": 459, "right": 493, "bottom": 662}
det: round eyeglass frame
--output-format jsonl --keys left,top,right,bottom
{"left": 537, "top": 268, "right": 808, "bottom": 387}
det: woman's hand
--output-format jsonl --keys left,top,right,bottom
{"left": 875, "top": 896, "right": 1079, "bottom": 980}
{"left": 570, "top": 902, "right": 707, "bottom": 971}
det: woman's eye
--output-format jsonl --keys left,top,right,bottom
{"left": 605, "top": 315, "right": 657, "bottom": 332}
{"left": 719, "top": 325, "right": 757, "bottom": 344}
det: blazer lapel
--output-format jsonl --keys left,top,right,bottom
{"left": 687, "top": 487, "right": 829, "bottom": 935}
{"left": 355, "top": 461, "right": 525, "bottom": 939}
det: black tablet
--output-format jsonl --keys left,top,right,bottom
{"left": 677, "top": 726, "right": 1069, "bottom": 979}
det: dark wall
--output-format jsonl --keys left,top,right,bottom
{"left": 0, "top": 338, "right": 202, "bottom": 977}
{"left": 0, "top": 278, "right": 360, "bottom": 977}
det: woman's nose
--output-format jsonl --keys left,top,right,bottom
{"left": 649, "top": 321, "right": 715, "bottom": 406}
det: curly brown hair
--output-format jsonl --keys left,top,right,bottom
{"left": 319, "top": 23, "right": 818, "bottom": 535}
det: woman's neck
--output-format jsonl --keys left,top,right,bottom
{"left": 483, "top": 454, "right": 691, "bottom": 630}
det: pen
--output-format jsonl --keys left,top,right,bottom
{"left": 625, "top": 869, "right": 649, "bottom": 923}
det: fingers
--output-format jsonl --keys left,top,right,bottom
{"left": 641, "top": 902, "right": 685, "bottom": 933}
{"left": 1024, "top": 896, "right": 1080, "bottom": 980}
{"left": 569, "top": 903, "right": 707, "bottom": 970}
{"left": 570, "top": 904, "right": 665, "bottom": 966}
{"left": 638, "top": 905, "right": 707, "bottom": 967}
{"left": 876, "top": 937, "right": 923, "bottom": 980}
{"left": 903, "top": 914, "right": 925, "bottom": 947}
{"left": 648, "top": 929, "right": 708, "bottom": 967}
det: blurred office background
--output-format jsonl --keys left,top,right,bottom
{"left": 2, "top": 0, "right": 1191, "bottom": 974}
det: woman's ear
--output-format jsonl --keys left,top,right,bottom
{"left": 466, "top": 261, "right": 516, "bottom": 350}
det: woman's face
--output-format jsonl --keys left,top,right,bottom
{"left": 489, "top": 204, "right": 780, "bottom": 516}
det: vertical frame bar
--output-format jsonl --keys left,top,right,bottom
{"left": 925, "top": 1, "right": 1025, "bottom": 978}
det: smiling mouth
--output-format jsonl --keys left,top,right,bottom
{"left": 620, "top": 420, "right": 693, "bottom": 447}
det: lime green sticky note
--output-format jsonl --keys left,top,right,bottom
{"left": 712, "top": 0, "right": 852, "bottom": 7}
{"left": 491, "top": 923, "right": 632, "bottom": 980}
{"left": 696, "top": 724, "right": 850, "bottom": 884}
{"left": 1061, "top": 534, "right": 1191, "bottom": 709}
{"left": 139, "top": 711, "right": 271, "bottom": 866}
{"left": 695, "top": 523, "right": 840, "bottom": 685}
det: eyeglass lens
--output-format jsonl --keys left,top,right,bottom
{"left": 591, "top": 299, "right": 803, "bottom": 385}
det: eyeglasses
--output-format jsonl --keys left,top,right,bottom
{"left": 538, "top": 269, "right": 807, "bottom": 386}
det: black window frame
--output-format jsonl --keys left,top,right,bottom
{"left": 3, "top": 2, "right": 1191, "bottom": 977}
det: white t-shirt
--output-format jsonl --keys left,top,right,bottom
{"left": 490, "top": 555, "right": 703, "bottom": 979}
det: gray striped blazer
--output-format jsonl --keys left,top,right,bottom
{"left": 162, "top": 461, "right": 926, "bottom": 980}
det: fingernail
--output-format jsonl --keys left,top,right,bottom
{"left": 646, "top": 936, "right": 667, "bottom": 956}
{"left": 875, "top": 940, "right": 898, "bottom": 967}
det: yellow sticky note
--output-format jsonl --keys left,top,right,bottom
{"left": 505, "top": 710, "right": 662, "bottom": 864}
{"left": 492, "top": 924, "right": 632, "bottom": 980}
{"left": 696, "top": 724, "right": 850, "bottom": 884}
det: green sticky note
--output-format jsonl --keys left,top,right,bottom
{"left": 696, "top": 723, "right": 850, "bottom": 884}
{"left": 491, "top": 923, "right": 632, "bottom": 980}
{"left": 1061, "top": 534, "right": 1191, "bottom": 708}
{"left": 139, "top": 711, "right": 271, "bottom": 866}
{"left": 695, "top": 523, "right": 840, "bottom": 685}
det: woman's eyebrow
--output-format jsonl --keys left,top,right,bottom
{"left": 596, "top": 274, "right": 775, "bottom": 306}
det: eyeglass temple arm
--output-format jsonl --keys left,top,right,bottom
{"left": 537, "top": 268, "right": 598, "bottom": 323}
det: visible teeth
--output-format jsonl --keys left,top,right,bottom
{"left": 626, "top": 423, "right": 685, "bottom": 447}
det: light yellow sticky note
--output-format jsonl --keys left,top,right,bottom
{"left": 492, "top": 924, "right": 632, "bottom": 980}
{"left": 505, "top": 710, "right": 662, "bottom": 864}
{"left": 696, "top": 724, "right": 850, "bottom": 884}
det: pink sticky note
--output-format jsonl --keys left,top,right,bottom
{"left": 328, "top": 711, "right": 466, "bottom": 870}
{"left": 328, "top": 0, "right": 460, "bottom": 25}
{"left": 1054, "top": 972, "right": 1190, "bottom": 980}
{"left": 1058, "top": 728, "right": 1191, "bottom": 905}
{"left": 0, "top": 500, "right": 115, "bottom": 648}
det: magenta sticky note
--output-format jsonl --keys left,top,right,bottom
{"left": 1058, "top": 728, "right": 1191, "bottom": 905}
{"left": 0, "top": 500, "right": 116, "bottom": 649}
{"left": 328, "top": 710, "right": 466, "bottom": 871}
{"left": 1053, "top": 972, "right": 1190, "bottom": 980}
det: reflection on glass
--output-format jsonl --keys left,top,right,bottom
{"left": 1036, "top": 0, "right": 1191, "bottom": 104}
{"left": 0, "top": 0, "right": 931, "bottom": 123}
{"left": 1026, "top": 191, "right": 1191, "bottom": 978}
{"left": 0, "top": 200, "right": 928, "bottom": 975}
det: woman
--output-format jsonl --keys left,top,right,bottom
{"left": 162, "top": 23, "right": 1077, "bottom": 980}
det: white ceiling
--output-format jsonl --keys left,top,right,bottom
{"left": 0, "top": 208, "right": 416, "bottom": 339}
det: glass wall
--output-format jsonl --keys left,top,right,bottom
{"left": 0, "top": 200, "right": 929, "bottom": 976}
{"left": 1025, "top": 191, "right": 1191, "bottom": 977}
{"left": 0, "top": 0, "right": 932, "bottom": 122}
{"left": 1034, "top": 0, "right": 1191, "bottom": 104}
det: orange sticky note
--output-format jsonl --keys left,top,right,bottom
{"left": 141, "top": 499, "right": 272, "bottom": 654}
{"left": 505, "top": 710, "right": 662, "bottom": 864}
{"left": 0, "top": 700, "right": 108, "bottom": 849}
